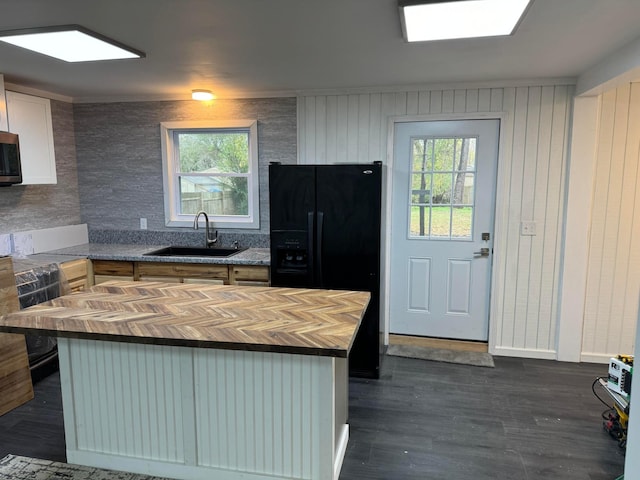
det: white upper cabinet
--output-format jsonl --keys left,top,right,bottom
{"left": 6, "top": 90, "right": 56, "bottom": 185}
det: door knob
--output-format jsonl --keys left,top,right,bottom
{"left": 473, "top": 247, "right": 490, "bottom": 258}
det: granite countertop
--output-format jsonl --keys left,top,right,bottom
{"left": 36, "top": 243, "right": 271, "bottom": 266}
{"left": 0, "top": 281, "right": 369, "bottom": 357}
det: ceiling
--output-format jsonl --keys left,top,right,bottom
{"left": 1, "top": 0, "right": 639, "bottom": 103}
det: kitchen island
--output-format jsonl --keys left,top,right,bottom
{"left": 0, "top": 280, "right": 369, "bottom": 480}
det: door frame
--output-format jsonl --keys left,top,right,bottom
{"left": 383, "top": 112, "right": 508, "bottom": 354}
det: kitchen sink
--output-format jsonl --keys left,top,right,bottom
{"left": 144, "top": 246, "right": 247, "bottom": 257}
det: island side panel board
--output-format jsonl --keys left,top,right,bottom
{"left": 193, "top": 349, "right": 337, "bottom": 479}
{"left": 0, "top": 256, "right": 33, "bottom": 417}
{"left": 59, "top": 338, "right": 346, "bottom": 480}
{"left": 0, "top": 334, "right": 34, "bottom": 416}
{"left": 60, "top": 339, "right": 187, "bottom": 462}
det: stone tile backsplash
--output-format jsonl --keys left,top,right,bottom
{"left": 74, "top": 97, "right": 297, "bottom": 235}
{"left": 0, "top": 99, "right": 81, "bottom": 234}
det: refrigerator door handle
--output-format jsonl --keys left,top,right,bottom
{"left": 316, "top": 211, "right": 324, "bottom": 287}
{"left": 307, "top": 211, "right": 315, "bottom": 284}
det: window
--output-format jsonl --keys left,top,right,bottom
{"left": 409, "top": 136, "right": 477, "bottom": 239}
{"left": 160, "top": 120, "right": 259, "bottom": 228}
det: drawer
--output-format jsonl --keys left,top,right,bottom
{"left": 92, "top": 260, "right": 134, "bottom": 276}
{"left": 137, "top": 262, "right": 229, "bottom": 280}
{"left": 231, "top": 266, "right": 269, "bottom": 282}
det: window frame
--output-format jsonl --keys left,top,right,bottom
{"left": 160, "top": 119, "right": 259, "bottom": 229}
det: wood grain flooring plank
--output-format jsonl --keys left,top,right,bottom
{"left": 0, "top": 355, "right": 626, "bottom": 480}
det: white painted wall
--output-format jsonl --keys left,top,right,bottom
{"left": 577, "top": 33, "right": 640, "bottom": 479}
{"left": 298, "top": 83, "right": 574, "bottom": 359}
{"left": 580, "top": 83, "right": 640, "bottom": 363}
{"left": 557, "top": 96, "right": 600, "bottom": 362}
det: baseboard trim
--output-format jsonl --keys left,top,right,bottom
{"left": 491, "top": 346, "right": 556, "bottom": 360}
{"left": 388, "top": 334, "right": 488, "bottom": 353}
{"left": 580, "top": 353, "right": 616, "bottom": 364}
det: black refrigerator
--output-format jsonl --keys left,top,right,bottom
{"left": 269, "top": 162, "right": 382, "bottom": 378}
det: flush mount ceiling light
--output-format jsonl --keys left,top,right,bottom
{"left": 191, "top": 89, "right": 215, "bottom": 101}
{"left": 0, "top": 24, "right": 145, "bottom": 62}
{"left": 399, "top": 0, "right": 532, "bottom": 42}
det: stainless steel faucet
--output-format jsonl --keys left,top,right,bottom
{"left": 193, "top": 211, "right": 218, "bottom": 247}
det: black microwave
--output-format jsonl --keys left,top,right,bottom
{"left": 0, "top": 131, "right": 22, "bottom": 186}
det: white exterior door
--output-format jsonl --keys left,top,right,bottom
{"left": 389, "top": 119, "right": 499, "bottom": 341}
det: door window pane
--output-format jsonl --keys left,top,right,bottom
{"left": 465, "top": 138, "right": 477, "bottom": 169}
{"left": 452, "top": 207, "right": 473, "bottom": 238}
{"left": 412, "top": 138, "right": 433, "bottom": 171}
{"left": 432, "top": 138, "right": 457, "bottom": 170}
{"left": 432, "top": 173, "right": 452, "bottom": 204}
{"left": 453, "top": 173, "right": 474, "bottom": 206}
{"left": 431, "top": 206, "right": 451, "bottom": 237}
{"left": 408, "top": 135, "right": 477, "bottom": 239}
{"left": 410, "top": 205, "right": 431, "bottom": 237}
{"left": 411, "top": 173, "right": 432, "bottom": 204}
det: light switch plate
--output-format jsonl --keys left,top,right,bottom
{"left": 520, "top": 221, "right": 536, "bottom": 236}
{"left": 140, "top": 218, "right": 148, "bottom": 230}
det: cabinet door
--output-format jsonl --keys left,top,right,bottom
{"left": 92, "top": 260, "right": 135, "bottom": 284}
{"left": 60, "top": 259, "right": 89, "bottom": 292}
{"left": 230, "top": 266, "right": 269, "bottom": 286}
{"left": 6, "top": 91, "right": 56, "bottom": 185}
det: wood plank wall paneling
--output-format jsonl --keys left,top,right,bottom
{"left": 298, "top": 85, "right": 573, "bottom": 358}
{"left": 581, "top": 83, "right": 640, "bottom": 361}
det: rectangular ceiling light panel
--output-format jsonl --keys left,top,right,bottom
{"left": 0, "top": 25, "right": 144, "bottom": 62}
{"left": 400, "top": 0, "right": 531, "bottom": 42}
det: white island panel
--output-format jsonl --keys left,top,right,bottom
{"left": 58, "top": 338, "right": 348, "bottom": 480}
{"left": 60, "top": 339, "right": 189, "bottom": 462}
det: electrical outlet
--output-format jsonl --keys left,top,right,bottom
{"left": 520, "top": 221, "right": 536, "bottom": 236}
{"left": 140, "top": 218, "right": 148, "bottom": 230}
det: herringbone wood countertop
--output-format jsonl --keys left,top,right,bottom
{"left": 0, "top": 281, "right": 370, "bottom": 357}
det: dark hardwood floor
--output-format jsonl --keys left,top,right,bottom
{"left": 0, "top": 355, "right": 626, "bottom": 479}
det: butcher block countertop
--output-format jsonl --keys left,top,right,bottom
{"left": 0, "top": 280, "right": 370, "bottom": 357}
